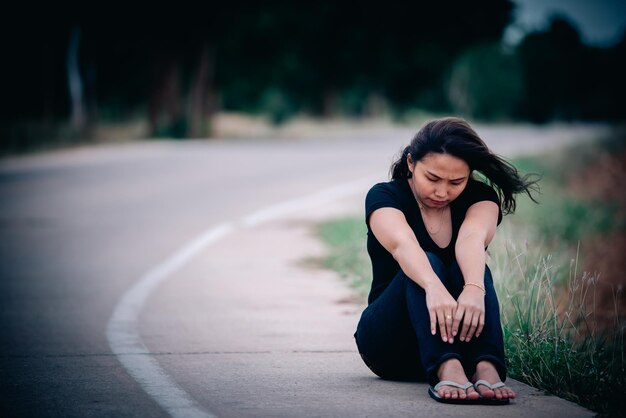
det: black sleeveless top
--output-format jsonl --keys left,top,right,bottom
{"left": 364, "top": 178, "right": 502, "bottom": 304}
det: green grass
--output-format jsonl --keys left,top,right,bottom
{"left": 313, "top": 134, "right": 626, "bottom": 416}
{"left": 512, "top": 134, "right": 626, "bottom": 246}
{"left": 490, "top": 226, "right": 625, "bottom": 416}
{"left": 316, "top": 217, "right": 371, "bottom": 299}
{"left": 514, "top": 182, "right": 620, "bottom": 244}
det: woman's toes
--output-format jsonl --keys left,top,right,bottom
{"left": 466, "top": 388, "right": 480, "bottom": 400}
{"left": 475, "top": 385, "right": 495, "bottom": 399}
{"left": 439, "top": 385, "right": 482, "bottom": 400}
{"left": 439, "top": 387, "right": 471, "bottom": 399}
{"left": 494, "top": 387, "right": 516, "bottom": 399}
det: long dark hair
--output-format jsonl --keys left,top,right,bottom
{"left": 390, "top": 117, "right": 539, "bottom": 215}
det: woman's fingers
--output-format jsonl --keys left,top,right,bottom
{"left": 462, "top": 311, "right": 486, "bottom": 341}
{"left": 455, "top": 290, "right": 486, "bottom": 342}
{"left": 476, "top": 313, "right": 485, "bottom": 338}
{"left": 452, "top": 308, "right": 464, "bottom": 338}
{"left": 425, "top": 287, "right": 459, "bottom": 343}
{"left": 459, "top": 312, "right": 471, "bottom": 341}
{"left": 437, "top": 311, "right": 448, "bottom": 342}
{"left": 465, "top": 314, "right": 479, "bottom": 341}
{"left": 445, "top": 311, "right": 454, "bottom": 342}
{"left": 429, "top": 308, "right": 437, "bottom": 335}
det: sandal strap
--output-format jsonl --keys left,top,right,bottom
{"left": 474, "top": 379, "right": 506, "bottom": 390}
{"left": 433, "top": 380, "right": 473, "bottom": 391}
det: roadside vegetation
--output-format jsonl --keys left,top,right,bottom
{"left": 314, "top": 132, "right": 626, "bottom": 416}
{"left": 5, "top": 8, "right": 626, "bottom": 157}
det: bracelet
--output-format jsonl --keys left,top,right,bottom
{"left": 463, "top": 282, "right": 486, "bottom": 295}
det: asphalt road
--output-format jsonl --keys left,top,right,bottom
{"left": 0, "top": 124, "right": 605, "bottom": 417}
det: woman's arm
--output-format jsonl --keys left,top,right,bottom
{"left": 369, "top": 207, "right": 458, "bottom": 343}
{"left": 452, "top": 200, "right": 499, "bottom": 342}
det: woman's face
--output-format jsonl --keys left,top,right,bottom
{"left": 408, "top": 152, "right": 470, "bottom": 209}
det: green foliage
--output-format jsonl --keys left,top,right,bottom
{"left": 259, "top": 88, "right": 295, "bottom": 125}
{"left": 6, "top": 6, "right": 626, "bottom": 154}
{"left": 491, "top": 136, "right": 626, "bottom": 415}
{"left": 5, "top": 1, "right": 519, "bottom": 152}
{"left": 516, "top": 184, "right": 620, "bottom": 244}
{"left": 448, "top": 42, "right": 523, "bottom": 121}
{"left": 512, "top": 134, "right": 626, "bottom": 245}
{"left": 0, "top": 120, "right": 95, "bottom": 157}
{"left": 152, "top": 116, "right": 188, "bottom": 139}
{"left": 490, "top": 229, "right": 626, "bottom": 416}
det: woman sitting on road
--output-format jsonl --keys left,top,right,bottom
{"left": 354, "top": 117, "right": 538, "bottom": 404}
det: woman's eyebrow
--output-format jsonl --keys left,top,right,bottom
{"left": 425, "top": 170, "right": 467, "bottom": 181}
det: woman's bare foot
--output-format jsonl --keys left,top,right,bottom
{"left": 436, "top": 358, "right": 480, "bottom": 401}
{"left": 472, "top": 361, "right": 516, "bottom": 400}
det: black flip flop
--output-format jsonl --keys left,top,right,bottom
{"left": 473, "top": 380, "right": 511, "bottom": 405}
{"left": 428, "top": 380, "right": 480, "bottom": 404}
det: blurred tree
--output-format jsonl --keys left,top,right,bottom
{"left": 516, "top": 16, "right": 626, "bottom": 122}
{"left": 580, "top": 32, "right": 626, "bottom": 121}
{"left": 448, "top": 42, "right": 523, "bottom": 121}
{"left": 3, "top": 0, "right": 519, "bottom": 151}
{"left": 516, "top": 17, "right": 585, "bottom": 122}
{"left": 215, "top": 0, "right": 514, "bottom": 119}
{"left": 518, "top": 18, "right": 573, "bottom": 121}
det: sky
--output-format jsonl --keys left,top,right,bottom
{"left": 505, "top": 0, "right": 626, "bottom": 46}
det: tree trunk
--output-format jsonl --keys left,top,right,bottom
{"left": 148, "top": 52, "right": 182, "bottom": 137}
{"left": 66, "top": 27, "right": 85, "bottom": 130}
{"left": 187, "top": 43, "right": 215, "bottom": 138}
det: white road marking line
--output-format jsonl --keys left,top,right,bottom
{"left": 105, "top": 175, "right": 377, "bottom": 417}
{"left": 106, "top": 224, "right": 233, "bottom": 418}
{"left": 242, "top": 175, "right": 380, "bottom": 227}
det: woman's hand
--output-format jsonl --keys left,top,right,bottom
{"left": 425, "top": 283, "right": 459, "bottom": 343}
{"left": 452, "top": 286, "right": 485, "bottom": 342}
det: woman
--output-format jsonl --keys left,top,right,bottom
{"left": 354, "top": 117, "right": 538, "bottom": 405}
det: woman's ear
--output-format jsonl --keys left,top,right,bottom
{"left": 407, "top": 153, "right": 414, "bottom": 174}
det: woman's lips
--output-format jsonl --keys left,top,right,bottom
{"left": 428, "top": 199, "right": 448, "bottom": 207}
